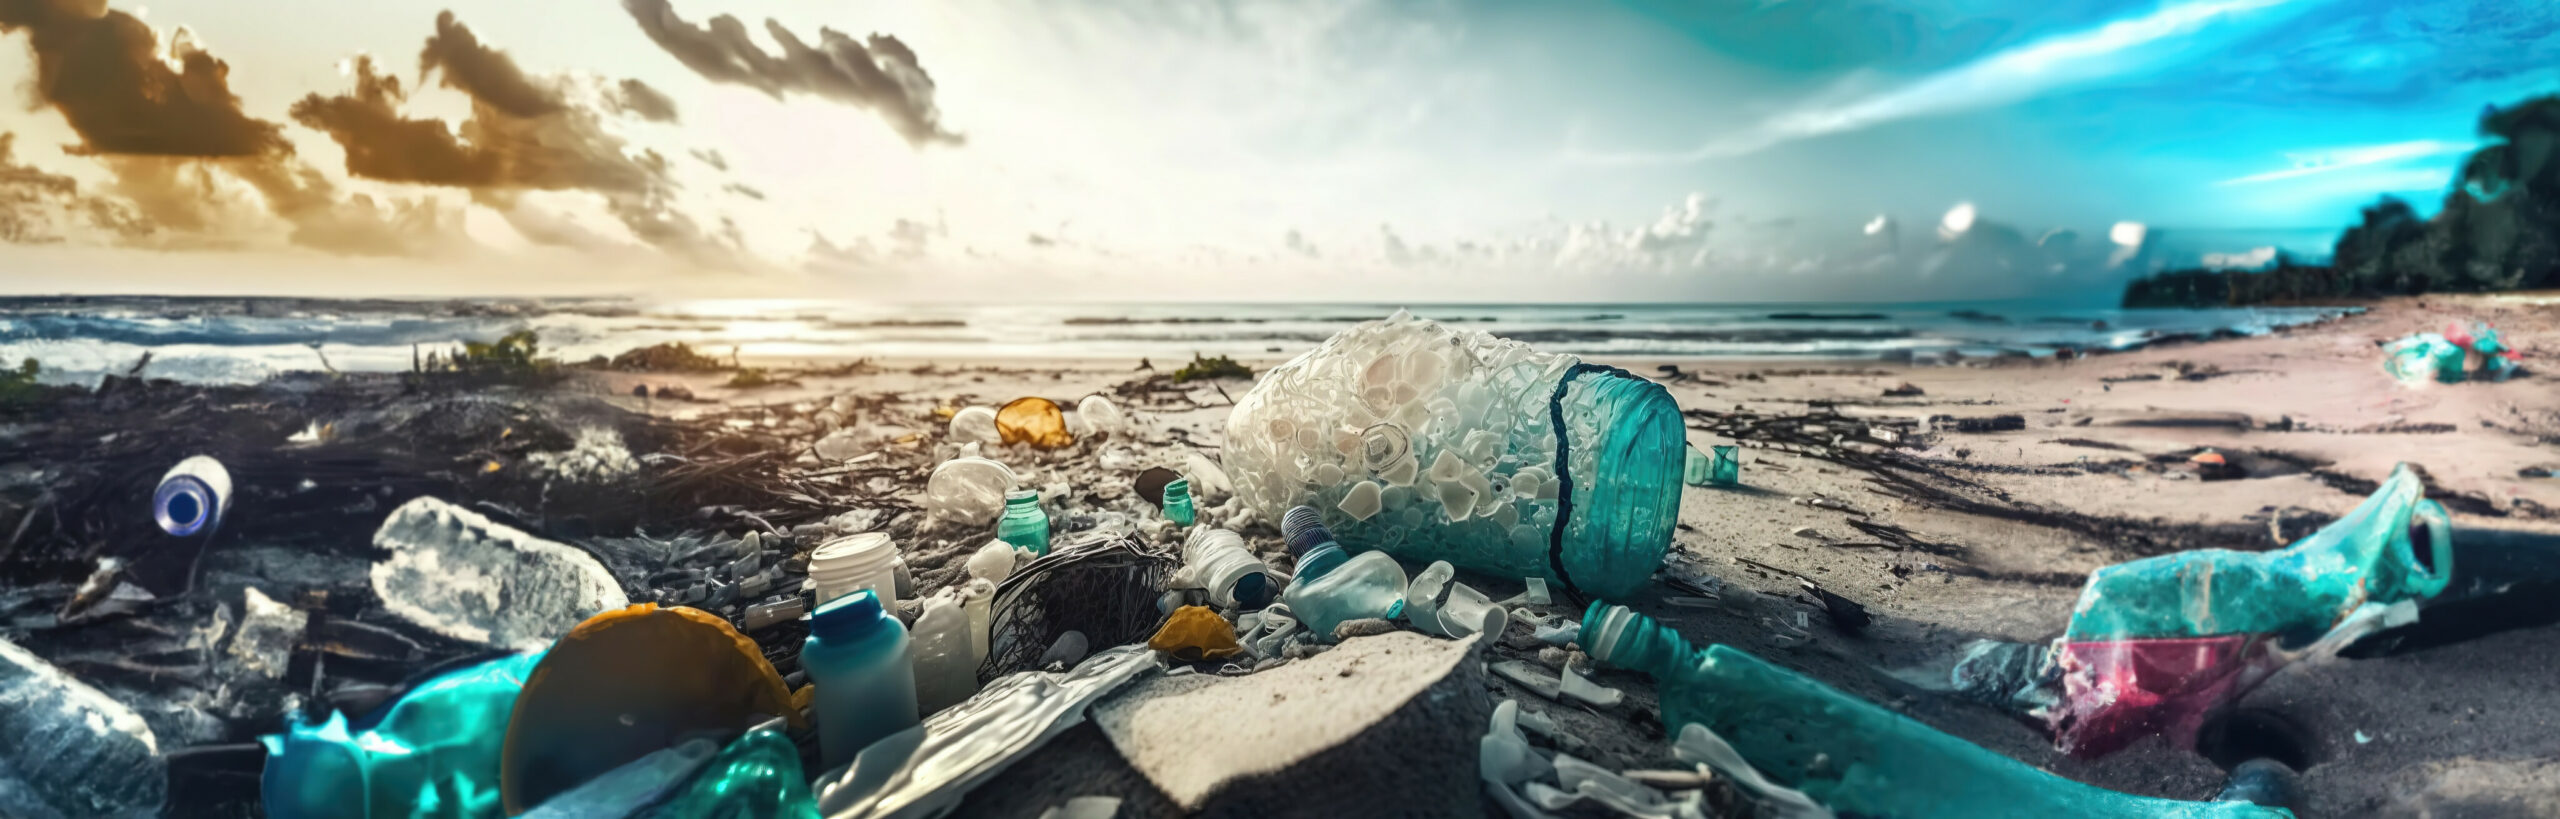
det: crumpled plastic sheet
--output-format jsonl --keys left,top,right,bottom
{"left": 812, "top": 644, "right": 1163, "bottom": 819}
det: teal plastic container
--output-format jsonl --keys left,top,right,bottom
{"left": 1161, "top": 478, "right": 1197, "bottom": 526}
{"left": 2383, "top": 333, "right": 2467, "bottom": 385}
{"left": 261, "top": 651, "right": 545, "bottom": 819}
{"left": 1682, "top": 445, "right": 1712, "bottom": 487}
{"left": 994, "top": 490, "right": 1051, "bottom": 556}
{"left": 1580, "top": 603, "right": 2290, "bottom": 819}
{"left": 1707, "top": 445, "right": 1741, "bottom": 485}
{"left": 802, "top": 591, "right": 920, "bottom": 771}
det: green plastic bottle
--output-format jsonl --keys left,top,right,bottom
{"left": 645, "top": 729, "right": 819, "bottom": 819}
{"left": 994, "top": 490, "right": 1050, "bottom": 556}
{"left": 1580, "top": 603, "right": 2292, "bottom": 819}
{"left": 1161, "top": 478, "right": 1197, "bottom": 526}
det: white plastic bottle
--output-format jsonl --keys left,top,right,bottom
{"left": 908, "top": 592, "right": 980, "bottom": 715}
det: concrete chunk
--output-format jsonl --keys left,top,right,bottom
{"left": 1093, "top": 631, "right": 1489, "bottom": 816}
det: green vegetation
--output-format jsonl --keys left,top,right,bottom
{"left": 2124, "top": 94, "right": 2560, "bottom": 307}
{"left": 1172, "top": 353, "right": 1252, "bottom": 383}
{"left": 0, "top": 358, "right": 41, "bottom": 402}
{"left": 418, "top": 330, "right": 560, "bottom": 380}
{"left": 609, "top": 341, "right": 730, "bottom": 372}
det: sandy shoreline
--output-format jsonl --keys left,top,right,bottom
{"left": 7, "top": 293, "right": 2557, "bottom": 817}
{"left": 658, "top": 293, "right": 2560, "bottom": 815}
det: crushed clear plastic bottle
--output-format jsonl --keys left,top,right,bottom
{"left": 1224, "top": 310, "right": 1683, "bottom": 597}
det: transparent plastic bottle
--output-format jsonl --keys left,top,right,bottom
{"left": 1179, "top": 527, "right": 1275, "bottom": 610}
{"left": 994, "top": 490, "right": 1051, "bottom": 556}
{"left": 1224, "top": 310, "right": 1683, "bottom": 598}
{"left": 802, "top": 591, "right": 919, "bottom": 770}
{"left": 1281, "top": 550, "right": 1408, "bottom": 639}
{"left": 908, "top": 593, "right": 979, "bottom": 715}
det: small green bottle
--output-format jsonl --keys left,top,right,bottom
{"left": 995, "top": 490, "right": 1050, "bottom": 556}
{"left": 1161, "top": 478, "right": 1197, "bottom": 526}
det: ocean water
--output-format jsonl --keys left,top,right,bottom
{"left": 0, "top": 297, "right": 2354, "bottom": 386}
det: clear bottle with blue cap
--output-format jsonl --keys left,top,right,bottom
{"left": 1277, "top": 505, "right": 1407, "bottom": 638}
{"left": 801, "top": 589, "right": 920, "bottom": 770}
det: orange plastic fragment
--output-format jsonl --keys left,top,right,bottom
{"left": 499, "top": 603, "right": 803, "bottom": 815}
{"left": 2191, "top": 452, "right": 2227, "bottom": 466}
{"left": 997, "top": 397, "right": 1076, "bottom": 449}
{"left": 1147, "top": 605, "right": 1244, "bottom": 662}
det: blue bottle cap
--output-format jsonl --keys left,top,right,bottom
{"left": 811, "top": 589, "right": 887, "bottom": 643}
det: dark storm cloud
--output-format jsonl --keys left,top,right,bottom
{"left": 291, "top": 54, "right": 660, "bottom": 194}
{"left": 289, "top": 58, "right": 501, "bottom": 187}
{"left": 620, "top": 0, "right": 960, "bottom": 146}
{"left": 0, "top": 0, "right": 290, "bottom": 157}
{"left": 418, "top": 9, "right": 564, "bottom": 118}
{"left": 609, "top": 78, "right": 682, "bottom": 122}
{"left": 0, "top": 0, "right": 469, "bottom": 255}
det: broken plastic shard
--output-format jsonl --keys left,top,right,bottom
{"left": 1402, "top": 560, "right": 1511, "bottom": 641}
{"left": 1037, "top": 795, "right": 1125, "bottom": 819}
{"left": 965, "top": 538, "right": 1019, "bottom": 584}
{"left": 1490, "top": 660, "right": 1565, "bottom": 701}
{"left": 1148, "top": 605, "right": 1246, "bottom": 662}
{"left": 1223, "top": 312, "right": 1682, "bottom": 598}
{"left": 814, "top": 429, "right": 867, "bottom": 462}
{"left": 370, "top": 497, "right": 629, "bottom": 651}
{"left": 1558, "top": 666, "right": 1624, "bottom": 709}
{"left": 518, "top": 737, "right": 719, "bottom": 819}
{"left": 227, "top": 586, "right": 307, "bottom": 681}
{"left": 0, "top": 636, "right": 165, "bottom": 819}
{"left": 1338, "top": 481, "right": 1384, "bottom": 521}
{"left": 813, "top": 645, "right": 1161, "bottom": 819}
{"left": 1669, "top": 723, "right": 1830, "bottom": 819}
{"left": 1041, "top": 630, "right": 1091, "bottom": 669}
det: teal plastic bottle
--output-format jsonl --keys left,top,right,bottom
{"left": 995, "top": 490, "right": 1050, "bottom": 556}
{"left": 1581, "top": 602, "right": 2292, "bottom": 818}
{"left": 1161, "top": 478, "right": 1197, "bottom": 526}
{"left": 802, "top": 591, "right": 920, "bottom": 771}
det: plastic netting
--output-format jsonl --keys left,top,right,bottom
{"left": 978, "top": 532, "right": 1177, "bottom": 680}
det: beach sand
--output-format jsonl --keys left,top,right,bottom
{"left": 613, "top": 293, "right": 2560, "bottom": 817}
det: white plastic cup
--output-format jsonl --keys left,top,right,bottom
{"left": 810, "top": 532, "right": 902, "bottom": 609}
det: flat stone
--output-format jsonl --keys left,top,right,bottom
{"left": 1093, "top": 631, "right": 1489, "bottom": 816}
{"left": 370, "top": 497, "right": 628, "bottom": 651}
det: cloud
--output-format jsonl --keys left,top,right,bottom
{"left": 607, "top": 78, "right": 682, "bottom": 123}
{"left": 722, "top": 182, "right": 765, "bottom": 200}
{"left": 0, "top": 1, "right": 291, "bottom": 158}
{"left": 688, "top": 148, "right": 729, "bottom": 171}
{"left": 1026, "top": 232, "right": 1057, "bottom": 247}
{"left": 621, "top": 0, "right": 959, "bottom": 146}
{"left": 1284, "top": 228, "right": 1318, "bottom": 258}
{"left": 0, "top": 132, "right": 99, "bottom": 243}
{"left": 2216, "top": 139, "right": 2476, "bottom": 185}
{"left": 0, "top": 0, "right": 470, "bottom": 256}
{"left": 418, "top": 10, "right": 564, "bottom": 119}
{"left": 288, "top": 13, "right": 755, "bottom": 271}
{"left": 1577, "top": 0, "right": 2334, "bottom": 163}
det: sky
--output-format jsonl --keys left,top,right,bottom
{"left": 0, "top": 0, "right": 2551, "bottom": 302}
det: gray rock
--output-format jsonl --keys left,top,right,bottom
{"left": 369, "top": 497, "right": 628, "bottom": 651}
{"left": 0, "top": 637, "right": 165, "bottom": 819}
{"left": 1092, "top": 631, "right": 1490, "bottom": 817}
{"left": 1330, "top": 618, "right": 1397, "bottom": 640}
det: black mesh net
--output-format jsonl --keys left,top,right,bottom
{"left": 979, "top": 531, "right": 1177, "bottom": 680}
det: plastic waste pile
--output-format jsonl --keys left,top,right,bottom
{"left": 1223, "top": 309, "right": 1685, "bottom": 598}
{"left": 2385, "top": 320, "right": 2525, "bottom": 385}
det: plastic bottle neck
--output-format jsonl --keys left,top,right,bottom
{"left": 811, "top": 591, "right": 891, "bottom": 644}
